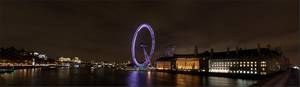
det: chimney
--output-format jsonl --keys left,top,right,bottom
{"left": 210, "top": 48, "right": 214, "bottom": 53}
{"left": 235, "top": 46, "right": 239, "bottom": 54}
{"left": 194, "top": 45, "right": 198, "bottom": 55}
{"left": 226, "top": 47, "right": 230, "bottom": 54}
{"left": 257, "top": 43, "right": 261, "bottom": 53}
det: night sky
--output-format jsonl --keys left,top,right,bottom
{"left": 0, "top": 0, "right": 298, "bottom": 64}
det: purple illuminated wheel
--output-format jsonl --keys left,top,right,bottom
{"left": 131, "top": 24, "right": 155, "bottom": 68}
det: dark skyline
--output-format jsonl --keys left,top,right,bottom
{"left": 0, "top": 0, "right": 298, "bottom": 64}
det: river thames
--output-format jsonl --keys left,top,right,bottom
{"left": 0, "top": 68, "right": 258, "bottom": 87}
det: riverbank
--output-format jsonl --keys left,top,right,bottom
{"left": 0, "top": 66, "right": 49, "bottom": 73}
{"left": 156, "top": 70, "right": 281, "bottom": 80}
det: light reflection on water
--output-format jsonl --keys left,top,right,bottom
{"left": 0, "top": 68, "right": 257, "bottom": 86}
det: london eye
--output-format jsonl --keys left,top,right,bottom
{"left": 131, "top": 24, "right": 155, "bottom": 69}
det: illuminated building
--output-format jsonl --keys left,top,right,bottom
{"left": 72, "top": 57, "right": 82, "bottom": 63}
{"left": 58, "top": 57, "right": 71, "bottom": 62}
{"left": 58, "top": 57, "right": 81, "bottom": 63}
{"left": 156, "top": 44, "right": 289, "bottom": 76}
{"left": 157, "top": 46, "right": 205, "bottom": 71}
{"left": 156, "top": 57, "right": 173, "bottom": 70}
{"left": 175, "top": 56, "right": 201, "bottom": 71}
{"left": 207, "top": 45, "right": 289, "bottom": 75}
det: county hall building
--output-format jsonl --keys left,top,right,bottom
{"left": 156, "top": 44, "right": 289, "bottom": 76}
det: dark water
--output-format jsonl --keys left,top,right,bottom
{"left": 0, "top": 68, "right": 257, "bottom": 87}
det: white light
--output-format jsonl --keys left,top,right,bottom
{"left": 209, "top": 69, "right": 229, "bottom": 73}
{"left": 33, "top": 52, "right": 39, "bottom": 55}
{"left": 292, "top": 66, "right": 300, "bottom": 70}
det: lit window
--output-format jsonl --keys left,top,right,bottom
{"left": 260, "top": 72, "right": 267, "bottom": 75}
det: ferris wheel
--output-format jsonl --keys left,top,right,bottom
{"left": 131, "top": 24, "right": 155, "bottom": 69}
